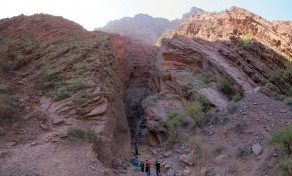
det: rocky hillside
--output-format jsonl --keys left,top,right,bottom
{"left": 97, "top": 7, "right": 204, "bottom": 44}
{"left": 139, "top": 7, "right": 292, "bottom": 176}
{"left": 0, "top": 14, "right": 134, "bottom": 175}
{"left": 162, "top": 7, "right": 292, "bottom": 57}
{"left": 0, "top": 7, "right": 292, "bottom": 176}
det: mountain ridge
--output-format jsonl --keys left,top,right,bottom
{"left": 96, "top": 7, "right": 204, "bottom": 44}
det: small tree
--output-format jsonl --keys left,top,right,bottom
{"left": 268, "top": 125, "right": 292, "bottom": 154}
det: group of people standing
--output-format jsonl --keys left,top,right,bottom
{"left": 140, "top": 160, "right": 162, "bottom": 176}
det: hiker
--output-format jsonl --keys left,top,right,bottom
{"left": 139, "top": 130, "right": 144, "bottom": 139}
{"left": 145, "top": 160, "right": 148, "bottom": 174}
{"left": 140, "top": 161, "right": 145, "bottom": 172}
{"left": 134, "top": 146, "right": 138, "bottom": 156}
{"left": 155, "top": 161, "right": 161, "bottom": 176}
{"left": 146, "top": 160, "right": 151, "bottom": 175}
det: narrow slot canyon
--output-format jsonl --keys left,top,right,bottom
{"left": 120, "top": 39, "right": 161, "bottom": 154}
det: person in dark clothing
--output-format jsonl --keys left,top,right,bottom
{"left": 134, "top": 146, "right": 138, "bottom": 156}
{"left": 155, "top": 161, "right": 161, "bottom": 176}
{"left": 140, "top": 162, "right": 145, "bottom": 172}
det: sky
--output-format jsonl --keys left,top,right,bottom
{"left": 0, "top": 0, "right": 291, "bottom": 31}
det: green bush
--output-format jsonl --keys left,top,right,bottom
{"left": 240, "top": 33, "right": 253, "bottom": 41}
{"left": 200, "top": 72, "right": 216, "bottom": 84}
{"left": 218, "top": 77, "right": 236, "bottom": 99}
{"left": 275, "top": 158, "right": 292, "bottom": 176}
{"left": 268, "top": 125, "right": 292, "bottom": 154}
{"left": 202, "top": 108, "right": 220, "bottom": 125}
{"left": 265, "top": 82, "right": 281, "bottom": 93}
{"left": 167, "top": 111, "right": 185, "bottom": 127}
{"left": 283, "top": 98, "right": 292, "bottom": 106}
{"left": 196, "top": 93, "right": 213, "bottom": 111}
{"left": 68, "top": 128, "right": 97, "bottom": 143}
{"left": 0, "top": 95, "right": 18, "bottom": 120}
{"left": 0, "top": 84, "right": 12, "bottom": 94}
{"left": 288, "top": 88, "right": 292, "bottom": 96}
{"left": 184, "top": 102, "right": 203, "bottom": 126}
{"left": 192, "top": 67, "right": 202, "bottom": 75}
{"left": 232, "top": 92, "right": 242, "bottom": 102}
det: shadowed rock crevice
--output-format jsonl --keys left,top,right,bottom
{"left": 113, "top": 38, "right": 161, "bottom": 143}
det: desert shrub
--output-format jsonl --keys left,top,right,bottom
{"left": 200, "top": 72, "right": 216, "bottom": 84}
{"left": 232, "top": 92, "right": 242, "bottom": 102}
{"left": 288, "top": 88, "right": 292, "bottom": 96}
{"left": 47, "top": 79, "right": 95, "bottom": 101}
{"left": 187, "top": 136, "right": 206, "bottom": 166}
{"left": 202, "top": 108, "right": 220, "bottom": 125}
{"left": 168, "top": 94, "right": 181, "bottom": 100}
{"left": 192, "top": 67, "right": 202, "bottom": 75}
{"left": 68, "top": 127, "right": 97, "bottom": 142}
{"left": 283, "top": 66, "right": 292, "bottom": 81}
{"left": 184, "top": 102, "right": 204, "bottom": 126}
{"left": 240, "top": 33, "right": 253, "bottom": 41}
{"left": 0, "top": 37, "right": 39, "bottom": 71}
{"left": 73, "top": 93, "right": 99, "bottom": 115}
{"left": 196, "top": 93, "right": 213, "bottom": 111}
{"left": 167, "top": 111, "right": 185, "bottom": 127}
{"left": 0, "top": 95, "right": 18, "bottom": 120}
{"left": 236, "top": 145, "right": 251, "bottom": 159}
{"left": 275, "top": 158, "right": 292, "bottom": 176}
{"left": 0, "top": 84, "right": 12, "bottom": 94}
{"left": 233, "top": 123, "right": 246, "bottom": 134}
{"left": 283, "top": 98, "right": 292, "bottom": 106}
{"left": 213, "top": 146, "right": 225, "bottom": 157}
{"left": 268, "top": 125, "right": 292, "bottom": 154}
{"left": 237, "top": 34, "right": 254, "bottom": 48}
{"left": 265, "top": 82, "right": 281, "bottom": 93}
{"left": 218, "top": 77, "right": 236, "bottom": 99}
{"left": 35, "top": 67, "right": 61, "bottom": 90}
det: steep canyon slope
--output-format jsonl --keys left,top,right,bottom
{"left": 0, "top": 14, "right": 133, "bottom": 175}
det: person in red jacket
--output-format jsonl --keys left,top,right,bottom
{"left": 146, "top": 160, "right": 151, "bottom": 175}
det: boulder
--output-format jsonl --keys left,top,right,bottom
{"left": 180, "top": 151, "right": 196, "bottom": 166}
{"left": 52, "top": 119, "right": 65, "bottom": 125}
{"left": 164, "top": 151, "right": 172, "bottom": 157}
{"left": 214, "top": 154, "right": 229, "bottom": 166}
{"left": 112, "top": 158, "right": 122, "bottom": 169}
{"left": 252, "top": 143, "right": 262, "bottom": 156}
{"left": 40, "top": 124, "right": 49, "bottom": 131}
